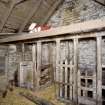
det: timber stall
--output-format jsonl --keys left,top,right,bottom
{"left": 0, "top": 18, "right": 105, "bottom": 105}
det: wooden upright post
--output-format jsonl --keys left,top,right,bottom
{"left": 56, "top": 39, "right": 60, "bottom": 97}
{"left": 73, "top": 38, "right": 78, "bottom": 104}
{"left": 32, "top": 44, "right": 37, "bottom": 88}
{"left": 22, "top": 43, "right": 25, "bottom": 61}
{"left": 97, "top": 36, "right": 102, "bottom": 105}
{"left": 36, "top": 41, "right": 42, "bottom": 89}
{"left": 56, "top": 39, "right": 60, "bottom": 82}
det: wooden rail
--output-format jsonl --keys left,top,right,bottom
{"left": 0, "top": 18, "right": 105, "bottom": 43}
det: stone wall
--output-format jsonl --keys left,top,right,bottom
{"left": 0, "top": 45, "right": 7, "bottom": 76}
{"left": 78, "top": 39, "right": 96, "bottom": 71}
{"left": 102, "top": 38, "right": 105, "bottom": 65}
{"left": 48, "top": 0, "right": 105, "bottom": 27}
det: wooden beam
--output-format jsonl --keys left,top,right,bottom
{"left": 73, "top": 38, "right": 78, "bottom": 104}
{"left": 0, "top": 0, "right": 16, "bottom": 32}
{"left": 0, "top": 18, "right": 105, "bottom": 43}
{"left": 36, "top": 41, "right": 42, "bottom": 89}
{"left": 41, "top": 0, "right": 64, "bottom": 24}
{"left": 93, "top": 0, "right": 105, "bottom": 6}
{"left": 55, "top": 39, "right": 60, "bottom": 98}
{"left": 32, "top": 44, "right": 37, "bottom": 88}
{"left": 18, "top": 0, "right": 42, "bottom": 33}
{"left": 15, "top": 0, "right": 29, "bottom": 5}
{"left": 96, "top": 36, "right": 102, "bottom": 105}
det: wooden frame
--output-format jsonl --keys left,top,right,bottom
{"left": 0, "top": 18, "right": 105, "bottom": 43}
{"left": 1, "top": 18, "right": 105, "bottom": 105}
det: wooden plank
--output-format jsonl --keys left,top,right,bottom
{"left": 36, "top": 41, "right": 42, "bottom": 89}
{"left": 22, "top": 43, "right": 25, "bottom": 60}
{"left": 96, "top": 36, "right": 102, "bottom": 105}
{"left": 58, "top": 64, "right": 74, "bottom": 68}
{"left": 41, "top": 0, "right": 64, "bottom": 24}
{"left": 78, "top": 70, "right": 81, "bottom": 97}
{"left": 73, "top": 38, "right": 78, "bottom": 104}
{"left": 55, "top": 39, "right": 61, "bottom": 97}
{"left": 0, "top": 18, "right": 105, "bottom": 43}
{"left": 69, "top": 42, "right": 73, "bottom": 100}
{"left": 55, "top": 39, "right": 60, "bottom": 81}
{"left": 32, "top": 44, "right": 37, "bottom": 88}
{"left": 18, "top": 0, "right": 42, "bottom": 33}
{"left": 55, "top": 81, "right": 73, "bottom": 86}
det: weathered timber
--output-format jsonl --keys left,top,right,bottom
{"left": 36, "top": 41, "right": 42, "bottom": 89}
{"left": 32, "top": 44, "right": 37, "bottom": 88}
{"left": 97, "top": 36, "right": 102, "bottom": 105}
{"left": 0, "top": 18, "right": 105, "bottom": 43}
{"left": 20, "top": 92, "right": 54, "bottom": 105}
{"left": 73, "top": 38, "right": 78, "bottom": 104}
{"left": 55, "top": 39, "right": 60, "bottom": 98}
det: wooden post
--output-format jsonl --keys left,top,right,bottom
{"left": 5, "top": 46, "right": 9, "bottom": 81}
{"left": 48, "top": 43, "right": 54, "bottom": 83}
{"left": 36, "top": 41, "right": 42, "bottom": 89}
{"left": 22, "top": 43, "right": 25, "bottom": 61}
{"left": 56, "top": 39, "right": 60, "bottom": 97}
{"left": 96, "top": 36, "right": 102, "bottom": 105}
{"left": 56, "top": 39, "right": 60, "bottom": 82}
{"left": 73, "top": 38, "right": 78, "bottom": 104}
{"left": 32, "top": 44, "right": 37, "bottom": 88}
{"left": 65, "top": 59, "right": 68, "bottom": 99}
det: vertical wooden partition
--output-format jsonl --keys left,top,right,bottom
{"left": 55, "top": 38, "right": 78, "bottom": 104}
{"left": 55, "top": 36, "right": 103, "bottom": 105}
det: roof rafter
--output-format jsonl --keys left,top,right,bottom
{"left": 0, "top": 0, "right": 17, "bottom": 32}
{"left": 0, "top": 0, "right": 30, "bottom": 33}
{"left": 41, "top": 0, "right": 64, "bottom": 24}
{"left": 92, "top": 0, "right": 105, "bottom": 6}
{"left": 18, "top": 0, "right": 42, "bottom": 33}
{"left": 15, "top": 0, "right": 29, "bottom": 6}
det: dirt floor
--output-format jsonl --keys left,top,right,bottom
{"left": 0, "top": 85, "right": 65, "bottom": 105}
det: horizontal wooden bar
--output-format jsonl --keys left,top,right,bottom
{"left": 80, "top": 76, "right": 96, "bottom": 79}
{"left": 79, "top": 87, "right": 94, "bottom": 91}
{"left": 58, "top": 64, "right": 74, "bottom": 68}
{"left": 0, "top": 18, "right": 105, "bottom": 43}
{"left": 54, "top": 81, "right": 73, "bottom": 86}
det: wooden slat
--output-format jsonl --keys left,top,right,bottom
{"left": 55, "top": 81, "right": 73, "bottom": 86}
{"left": 58, "top": 64, "right": 74, "bottom": 68}
{"left": 60, "top": 60, "right": 63, "bottom": 97}
{"left": 0, "top": 18, "right": 105, "bottom": 43}
{"left": 65, "top": 59, "right": 68, "bottom": 99}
